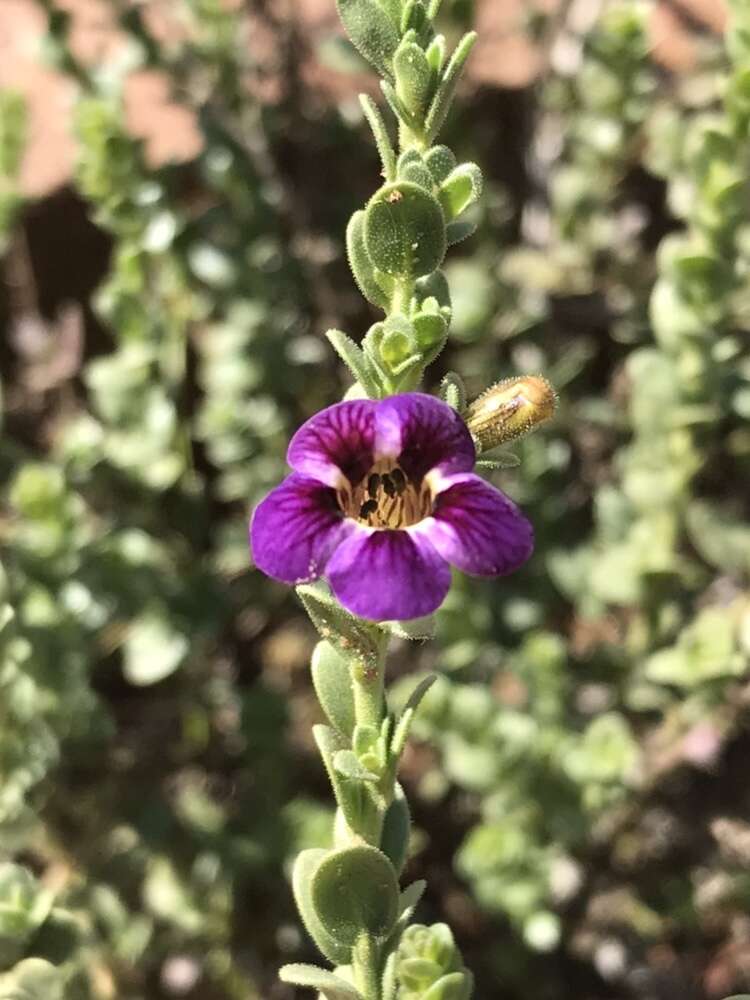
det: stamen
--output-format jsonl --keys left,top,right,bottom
{"left": 338, "top": 464, "right": 434, "bottom": 529}
{"left": 382, "top": 474, "right": 397, "bottom": 497}
{"left": 391, "top": 468, "right": 406, "bottom": 493}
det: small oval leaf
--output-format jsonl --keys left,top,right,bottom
{"left": 293, "top": 849, "right": 352, "bottom": 966}
{"left": 365, "top": 183, "right": 446, "bottom": 279}
{"left": 311, "top": 845, "right": 400, "bottom": 947}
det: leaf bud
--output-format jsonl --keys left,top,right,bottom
{"left": 463, "top": 376, "right": 557, "bottom": 453}
{"left": 396, "top": 924, "right": 473, "bottom": 1000}
{"left": 380, "top": 314, "right": 417, "bottom": 368}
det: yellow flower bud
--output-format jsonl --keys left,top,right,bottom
{"left": 463, "top": 375, "right": 557, "bottom": 453}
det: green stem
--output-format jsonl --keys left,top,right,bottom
{"left": 353, "top": 932, "right": 381, "bottom": 1000}
{"left": 351, "top": 639, "right": 388, "bottom": 729}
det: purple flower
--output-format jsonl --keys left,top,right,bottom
{"left": 250, "top": 393, "right": 533, "bottom": 621}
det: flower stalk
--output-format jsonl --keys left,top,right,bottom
{"left": 262, "top": 1, "right": 555, "bottom": 997}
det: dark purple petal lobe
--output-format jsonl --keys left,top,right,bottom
{"left": 326, "top": 526, "right": 451, "bottom": 621}
{"left": 417, "top": 473, "right": 533, "bottom": 576}
{"left": 250, "top": 474, "right": 352, "bottom": 584}
{"left": 375, "top": 393, "right": 475, "bottom": 483}
{"left": 288, "top": 399, "right": 377, "bottom": 487}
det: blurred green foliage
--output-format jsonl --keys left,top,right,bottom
{"left": 2, "top": 0, "right": 750, "bottom": 997}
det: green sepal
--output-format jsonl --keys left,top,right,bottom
{"left": 312, "top": 641, "right": 356, "bottom": 738}
{"left": 292, "top": 849, "right": 352, "bottom": 966}
{"left": 424, "top": 145, "right": 456, "bottom": 184}
{"left": 438, "top": 163, "right": 483, "bottom": 218}
{"left": 389, "top": 614, "right": 437, "bottom": 640}
{"left": 394, "top": 41, "right": 433, "bottom": 120}
{"left": 439, "top": 371, "right": 466, "bottom": 411}
{"left": 311, "top": 846, "right": 400, "bottom": 947}
{"left": 326, "top": 329, "right": 382, "bottom": 398}
{"left": 446, "top": 218, "right": 477, "bottom": 246}
{"left": 364, "top": 182, "right": 446, "bottom": 278}
{"left": 476, "top": 452, "right": 520, "bottom": 469}
{"left": 424, "top": 32, "right": 477, "bottom": 143}
{"left": 359, "top": 94, "right": 397, "bottom": 182}
{"left": 335, "top": 0, "right": 400, "bottom": 79}
{"left": 380, "top": 785, "right": 411, "bottom": 873}
{"left": 346, "top": 211, "right": 390, "bottom": 310}
{"left": 279, "top": 964, "right": 363, "bottom": 1000}
{"left": 297, "top": 583, "right": 387, "bottom": 677}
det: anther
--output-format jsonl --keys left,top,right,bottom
{"left": 382, "top": 474, "right": 397, "bottom": 497}
{"left": 360, "top": 499, "right": 378, "bottom": 518}
{"left": 390, "top": 468, "right": 406, "bottom": 494}
{"left": 367, "top": 473, "right": 380, "bottom": 499}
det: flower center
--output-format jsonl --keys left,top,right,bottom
{"left": 336, "top": 464, "right": 433, "bottom": 529}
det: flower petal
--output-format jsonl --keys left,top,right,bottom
{"left": 288, "top": 399, "right": 377, "bottom": 488}
{"left": 250, "top": 474, "right": 353, "bottom": 584}
{"left": 415, "top": 473, "right": 533, "bottom": 576}
{"left": 326, "top": 526, "right": 451, "bottom": 621}
{"left": 374, "top": 393, "right": 475, "bottom": 482}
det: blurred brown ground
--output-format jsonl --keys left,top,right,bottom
{"left": 0, "top": 0, "right": 728, "bottom": 198}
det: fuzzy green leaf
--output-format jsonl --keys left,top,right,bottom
{"left": 359, "top": 94, "right": 397, "bottom": 182}
{"left": 333, "top": 750, "right": 380, "bottom": 782}
{"left": 424, "top": 32, "right": 477, "bottom": 143}
{"left": 365, "top": 183, "right": 446, "bottom": 278}
{"left": 311, "top": 846, "right": 400, "bottom": 946}
{"left": 326, "top": 329, "right": 381, "bottom": 398}
{"left": 279, "top": 964, "right": 363, "bottom": 1000}
{"left": 315, "top": 725, "right": 380, "bottom": 836}
{"left": 425, "top": 34, "right": 446, "bottom": 74}
{"left": 335, "top": 0, "right": 400, "bottom": 79}
{"left": 424, "top": 145, "right": 456, "bottom": 184}
{"left": 400, "top": 162, "right": 435, "bottom": 190}
{"left": 311, "top": 641, "right": 356, "bottom": 738}
{"left": 292, "top": 850, "right": 352, "bottom": 966}
{"left": 400, "top": 0, "right": 430, "bottom": 39}
{"left": 346, "top": 211, "right": 390, "bottom": 310}
{"left": 446, "top": 218, "right": 477, "bottom": 246}
{"left": 380, "top": 786, "right": 411, "bottom": 873}
{"left": 438, "top": 163, "right": 483, "bottom": 218}
{"left": 394, "top": 41, "right": 432, "bottom": 119}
